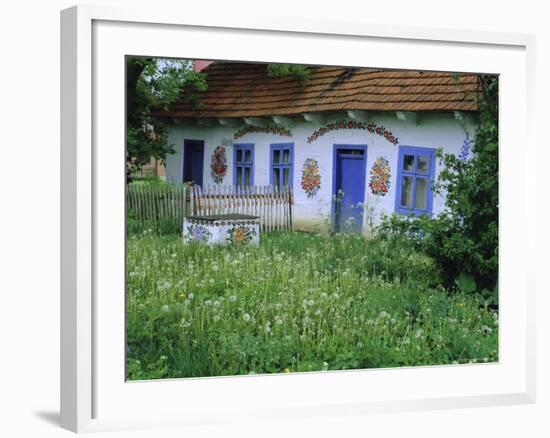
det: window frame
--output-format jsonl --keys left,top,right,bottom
{"left": 269, "top": 143, "right": 294, "bottom": 189}
{"left": 395, "top": 145, "right": 436, "bottom": 216}
{"left": 233, "top": 143, "right": 255, "bottom": 186}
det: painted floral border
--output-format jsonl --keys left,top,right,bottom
{"left": 234, "top": 125, "right": 293, "bottom": 140}
{"left": 307, "top": 119, "right": 398, "bottom": 145}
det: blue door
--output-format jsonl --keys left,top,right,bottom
{"left": 183, "top": 140, "right": 204, "bottom": 186}
{"left": 333, "top": 145, "right": 367, "bottom": 233}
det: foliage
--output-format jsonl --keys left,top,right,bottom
{"left": 126, "top": 58, "right": 207, "bottom": 179}
{"left": 126, "top": 232, "right": 497, "bottom": 379}
{"left": 267, "top": 64, "right": 310, "bottom": 83}
{"left": 378, "top": 75, "right": 498, "bottom": 299}
{"left": 129, "top": 176, "right": 169, "bottom": 186}
{"left": 127, "top": 213, "right": 182, "bottom": 236}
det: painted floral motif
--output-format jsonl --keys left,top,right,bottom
{"left": 369, "top": 157, "right": 391, "bottom": 196}
{"left": 233, "top": 125, "right": 293, "bottom": 140}
{"left": 301, "top": 158, "right": 321, "bottom": 198}
{"left": 210, "top": 146, "right": 227, "bottom": 184}
{"left": 226, "top": 224, "right": 256, "bottom": 244}
{"left": 185, "top": 224, "right": 212, "bottom": 243}
{"left": 459, "top": 134, "right": 473, "bottom": 161}
{"left": 307, "top": 120, "right": 399, "bottom": 145}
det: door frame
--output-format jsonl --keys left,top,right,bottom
{"left": 331, "top": 144, "right": 368, "bottom": 232}
{"left": 182, "top": 139, "right": 205, "bottom": 186}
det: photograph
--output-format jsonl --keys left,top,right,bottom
{"left": 125, "top": 57, "right": 499, "bottom": 380}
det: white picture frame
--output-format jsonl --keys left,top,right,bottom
{"left": 60, "top": 4, "right": 536, "bottom": 433}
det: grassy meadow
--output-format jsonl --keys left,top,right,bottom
{"left": 126, "top": 229, "right": 498, "bottom": 380}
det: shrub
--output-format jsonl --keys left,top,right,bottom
{"left": 377, "top": 76, "right": 498, "bottom": 299}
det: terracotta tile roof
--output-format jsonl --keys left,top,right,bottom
{"left": 154, "top": 62, "right": 482, "bottom": 119}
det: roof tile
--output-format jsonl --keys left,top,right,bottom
{"left": 155, "top": 62, "right": 483, "bottom": 118}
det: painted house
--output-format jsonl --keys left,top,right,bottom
{"left": 154, "top": 62, "right": 480, "bottom": 234}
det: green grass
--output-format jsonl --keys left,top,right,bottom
{"left": 126, "top": 231, "right": 498, "bottom": 380}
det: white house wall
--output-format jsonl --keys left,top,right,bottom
{"left": 165, "top": 113, "right": 476, "bottom": 233}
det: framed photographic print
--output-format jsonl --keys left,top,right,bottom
{"left": 61, "top": 4, "right": 536, "bottom": 433}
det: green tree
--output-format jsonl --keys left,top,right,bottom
{"left": 266, "top": 64, "right": 310, "bottom": 83}
{"left": 126, "top": 58, "right": 207, "bottom": 179}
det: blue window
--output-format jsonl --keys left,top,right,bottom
{"left": 395, "top": 146, "right": 436, "bottom": 216}
{"left": 233, "top": 144, "right": 254, "bottom": 186}
{"left": 270, "top": 143, "right": 294, "bottom": 188}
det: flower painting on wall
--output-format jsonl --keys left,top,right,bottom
{"left": 369, "top": 156, "right": 391, "bottom": 196}
{"left": 301, "top": 158, "right": 321, "bottom": 198}
{"left": 226, "top": 224, "right": 257, "bottom": 244}
{"left": 184, "top": 224, "right": 212, "bottom": 243}
{"left": 210, "top": 145, "right": 228, "bottom": 184}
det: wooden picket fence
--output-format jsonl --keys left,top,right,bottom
{"left": 193, "top": 185, "right": 293, "bottom": 232}
{"left": 127, "top": 183, "right": 192, "bottom": 224}
{"left": 127, "top": 183, "right": 293, "bottom": 231}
